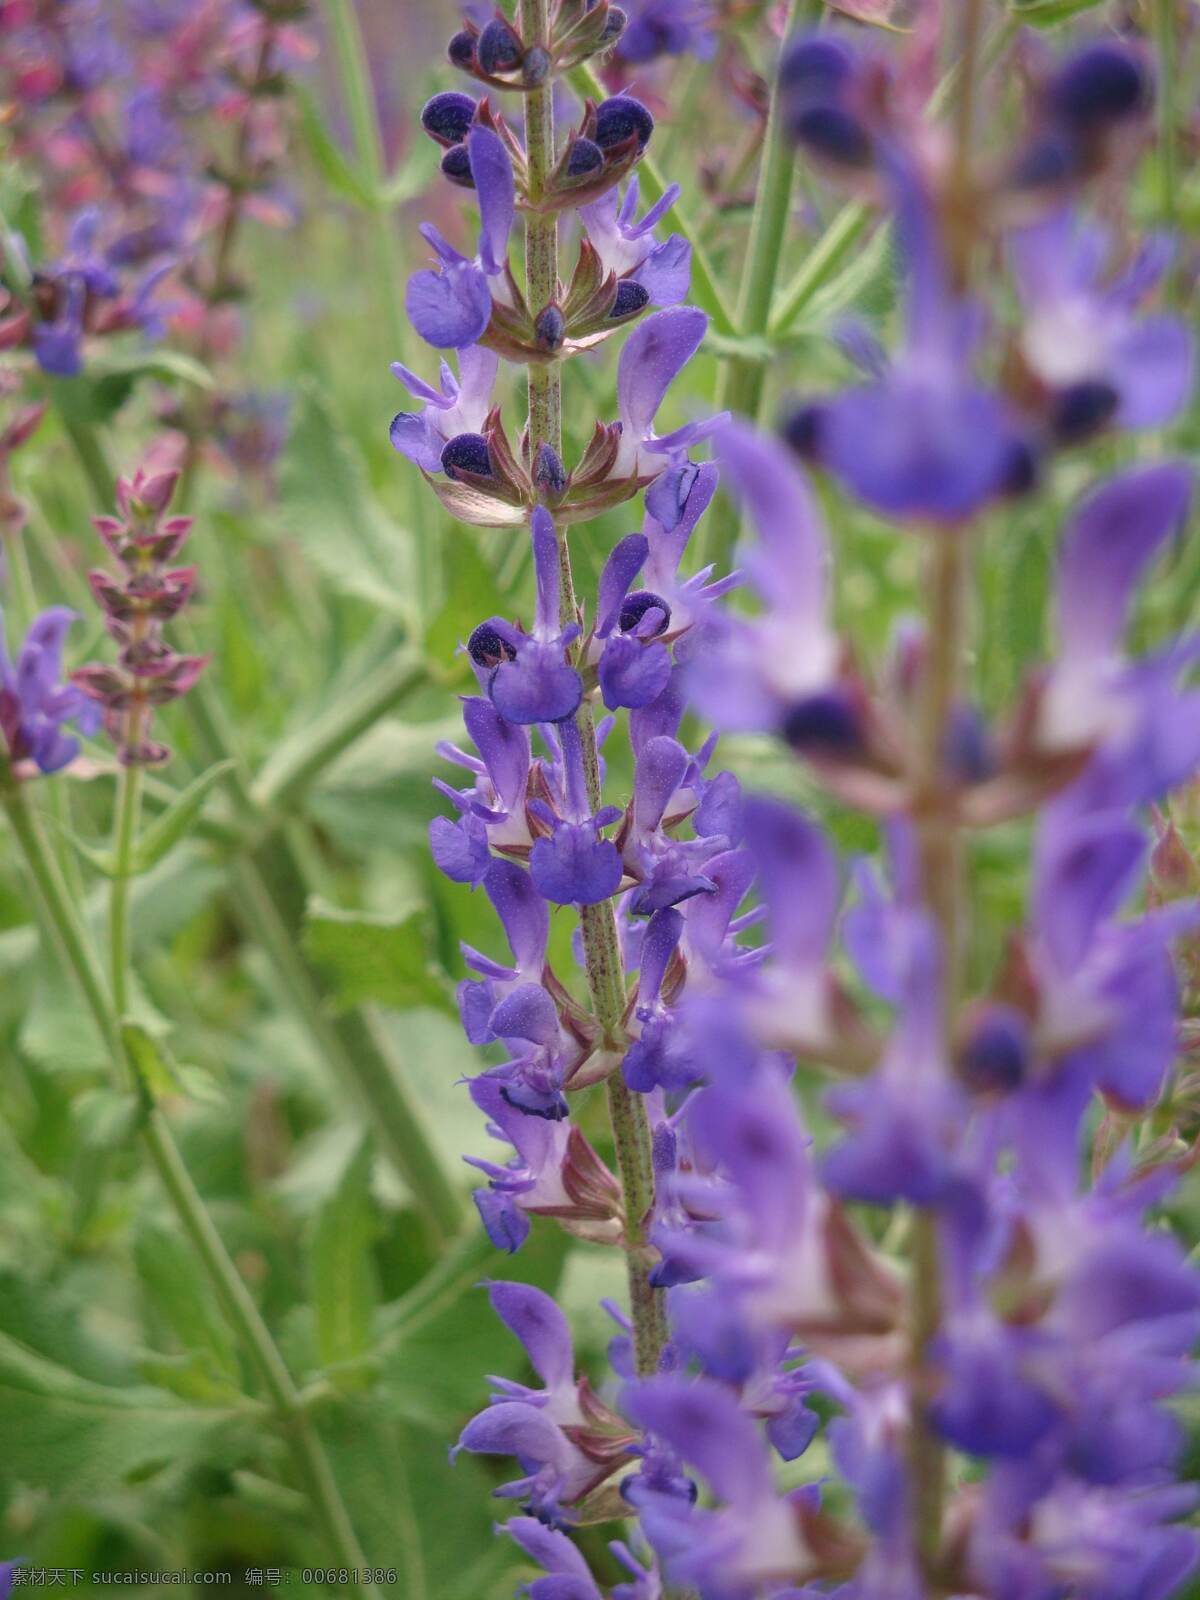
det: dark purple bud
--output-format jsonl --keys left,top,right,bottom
{"left": 1011, "top": 132, "right": 1083, "bottom": 191}
{"left": 619, "top": 591, "right": 671, "bottom": 637}
{"left": 1051, "top": 380, "right": 1119, "bottom": 444}
{"left": 441, "top": 432, "right": 494, "bottom": 480}
{"left": 522, "top": 45, "right": 551, "bottom": 87}
{"left": 609, "top": 279, "right": 650, "bottom": 320}
{"left": 566, "top": 137, "right": 605, "bottom": 177}
{"left": 780, "top": 35, "right": 854, "bottom": 106}
{"left": 468, "top": 621, "right": 517, "bottom": 668}
{"left": 441, "top": 144, "right": 474, "bottom": 187}
{"left": 448, "top": 29, "right": 476, "bottom": 69}
{"left": 942, "top": 703, "right": 992, "bottom": 785}
{"left": 535, "top": 303, "right": 565, "bottom": 352}
{"left": 999, "top": 439, "right": 1039, "bottom": 498}
{"left": 789, "top": 105, "right": 872, "bottom": 167}
{"left": 595, "top": 95, "right": 654, "bottom": 153}
{"left": 421, "top": 90, "right": 477, "bottom": 147}
{"left": 533, "top": 442, "right": 568, "bottom": 498}
{"left": 781, "top": 690, "right": 861, "bottom": 756}
{"left": 1047, "top": 44, "right": 1150, "bottom": 129}
{"left": 478, "top": 15, "right": 524, "bottom": 76}
{"left": 600, "top": 4, "right": 627, "bottom": 43}
{"left": 959, "top": 1005, "right": 1030, "bottom": 1095}
{"left": 781, "top": 401, "right": 825, "bottom": 460}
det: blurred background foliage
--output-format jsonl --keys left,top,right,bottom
{"left": 0, "top": 0, "right": 1198, "bottom": 1593}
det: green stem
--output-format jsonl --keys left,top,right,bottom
{"left": 323, "top": 0, "right": 408, "bottom": 356}
{"left": 529, "top": 0, "right": 666, "bottom": 1378}
{"left": 1155, "top": 0, "right": 1179, "bottom": 303}
{"left": 569, "top": 62, "right": 736, "bottom": 338}
{"left": 768, "top": 202, "right": 868, "bottom": 334}
{"left": 0, "top": 772, "right": 381, "bottom": 1598}
{"left": 109, "top": 758, "right": 143, "bottom": 1015}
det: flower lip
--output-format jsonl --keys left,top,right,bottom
{"left": 1047, "top": 44, "right": 1150, "bottom": 129}
{"left": 442, "top": 432, "right": 494, "bottom": 480}
{"left": 421, "top": 90, "right": 477, "bottom": 147}
{"left": 468, "top": 621, "right": 518, "bottom": 668}
{"left": 619, "top": 591, "right": 671, "bottom": 637}
{"left": 595, "top": 95, "right": 655, "bottom": 153}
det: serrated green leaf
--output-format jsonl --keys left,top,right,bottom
{"left": 131, "top": 760, "right": 235, "bottom": 874}
{"left": 302, "top": 900, "right": 455, "bottom": 1016}
{"left": 294, "top": 81, "right": 378, "bottom": 209}
{"left": 309, "top": 1137, "right": 378, "bottom": 1387}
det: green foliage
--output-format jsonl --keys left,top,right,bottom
{"left": 302, "top": 900, "right": 455, "bottom": 1016}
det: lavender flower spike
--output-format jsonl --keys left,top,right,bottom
{"left": 405, "top": 127, "right": 515, "bottom": 349}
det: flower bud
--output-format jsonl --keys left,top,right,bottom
{"left": 600, "top": 4, "right": 627, "bottom": 44}
{"left": 448, "top": 29, "right": 476, "bottom": 69}
{"left": 441, "top": 144, "right": 474, "bottom": 187}
{"left": 468, "top": 621, "right": 517, "bottom": 668}
{"left": 420, "top": 90, "right": 477, "bottom": 147}
{"left": 522, "top": 45, "right": 550, "bottom": 87}
{"left": 595, "top": 95, "right": 654, "bottom": 153}
{"left": 535, "top": 303, "right": 565, "bottom": 352}
{"left": 789, "top": 105, "right": 872, "bottom": 167}
{"left": 619, "top": 591, "right": 671, "bottom": 637}
{"left": 1047, "top": 44, "right": 1150, "bottom": 130}
{"left": 958, "top": 1004, "right": 1030, "bottom": 1095}
{"left": 566, "top": 137, "right": 604, "bottom": 177}
{"left": 1050, "top": 380, "right": 1118, "bottom": 444}
{"left": 609, "top": 280, "right": 650, "bottom": 320}
{"left": 442, "top": 433, "right": 494, "bottom": 481}
{"left": 477, "top": 16, "right": 523, "bottom": 76}
{"left": 781, "top": 401, "right": 825, "bottom": 460}
{"left": 781, "top": 691, "right": 861, "bottom": 756}
{"left": 533, "top": 442, "right": 568, "bottom": 500}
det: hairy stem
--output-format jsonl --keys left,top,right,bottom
{"left": 524, "top": 0, "right": 666, "bottom": 1377}
{"left": 0, "top": 771, "right": 381, "bottom": 1599}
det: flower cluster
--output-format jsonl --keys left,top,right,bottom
{"left": 0, "top": 0, "right": 312, "bottom": 378}
{"left": 0, "top": 603, "right": 98, "bottom": 777}
{"left": 398, "top": 12, "right": 1200, "bottom": 1600}
{"left": 70, "top": 465, "right": 206, "bottom": 765}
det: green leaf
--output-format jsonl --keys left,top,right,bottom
{"left": 87, "top": 346, "right": 215, "bottom": 392}
{"left": 135, "top": 1216, "right": 241, "bottom": 1386}
{"left": 303, "top": 900, "right": 455, "bottom": 1016}
{"left": 378, "top": 140, "right": 440, "bottom": 207}
{"left": 1010, "top": 0, "right": 1105, "bottom": 24}
{"left": 131, "top": 761, "right": 235, "bottom": 874}
{"left": 73, "top": 1086, "right": 142, "bottom": 1150}
{"left": 0, "top": 1328, "right": 247, "bottom": 1496}
{"left": 294, "top": 81, "right": 378, "bottom": 209}
{"left": 309, "top": 1136, "right": 379, "bottom": 1387}
{"left": 425, "top": 535, "right": 501, "bottom": 672}
{"left": 120, "top": 1020, "right": 223, "bottom": 1105}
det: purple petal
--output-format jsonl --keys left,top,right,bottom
{"left": 389, "top": 411, "right": 445, "bottom": 471}
{"left": 488, "top": 1282, "right": 575, "bottom": 1390}
{"left": 1111, "top": 316, "right": 1194, "bottom": 428}
{"left": 742, "top": 796, "right": 837, "bottom": 968}
{"left": 638, "top": 906, "right": 683, "bottom": 1002}
{"left": 597, "top": 534, "right": 649, "bottom": 635}
{"left": 716, "top": 421, "right": 827, "bottom": 617}
{"left": 405, "top": 262, "right": 492, "bottom": 350}
{"left": 484, "top": 857, "right": 549, "bottom": 972}
{"left": 474, "top": 1187, "right": 531, "bottom": 1253}
{"left": 390, "top": 360, "right": 451, "bottom": 407}
{"left": 455, "top": 1400, "right": 568, "bottom": 1466}
{"left": 617, "top": 307, "right": 708, "bottom": 442}
{"left": 599, "top": 635, "right": 672, "bottom": 711}
{"left": 490, "top": 982, "right": 560, "bottom": 1047}
{"left": 463, "top": 696, "right": 530, "bottom": 811}
{"left": 633, "top": 736, "right": 688, "bottom": 832}
{"left": 531, "top": 826, "right": 623, "bottom": 906}
{"left": 491, "top": 647, "right": 583, "bottom": 725}
{"left": 429, "top": 813, "right": 491, "bottom": 884}
{"left": 532, "top": 506, "right": 562, "bottom": 637}
{"left": 633, "top": 235, "right": 692, "bottom": 307}
{"left": 1035, "top": 813, "right": 1146, "bottom": 972}
{"left": 468, "top": 126, "right": 515, "bottom": 276}
{"left": 1058, "top": 463, "right": 1192, "bottom": 664}
{"left": 622, "top": 1376, "right": 771, "bottom": 1508}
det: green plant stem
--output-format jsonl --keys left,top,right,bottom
{"left": 768, "top": 202, "right": 869, "bottom": 334}
{"left": 56, "top": 410, "right": 461, "bottom": 1246}
{"left": 529, "top": 0, "right": 666, "bottom": 1379}
{"left": 323, "top": 0, "right": 408, "bottom": 356}
{"left": 109, "top": 757, "right": 143, "bottom": 1015}
{"left": 569, "top": 62, "right": 735, "bottom": 338}
{"left": 1156, "top": 0, "right": 1179, "bottom": 303}
{"left": 0, "top": 770, "right": 381, "bottom": 1599}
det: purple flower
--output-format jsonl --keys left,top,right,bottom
{"left": 0, "top": 608, "right": 98, "bottom": 776}
{"left": 579, "top": 179, "right": 692, "bottom": 308}
{"left": 593, "top": 534, "right": 673, "bottom": 711}
{"left": 529, "top": 719, "right": 623, "bottom": 906}
{"left": 617, "top": 0, "right": 713, "bottom": 64}
{"left": 431, "top": 696, "right": 532, "bottom": 884}
{"left": 1010, "top": 209, "right": 1192, "bottom": 440}
{"left": 791, "top": 158, "right": 1029, "bottom": 524}
{"left": 405, "top": 127, "right": 514, "bottom": 349}
{"left": 609, "top": 308, "right": 721, "bottom": 480}
{"left": 389, "top": 345, "right": 499, "bottom": 471}
{"left": 486, "top": 509, "right": 583, "bottom": 725}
